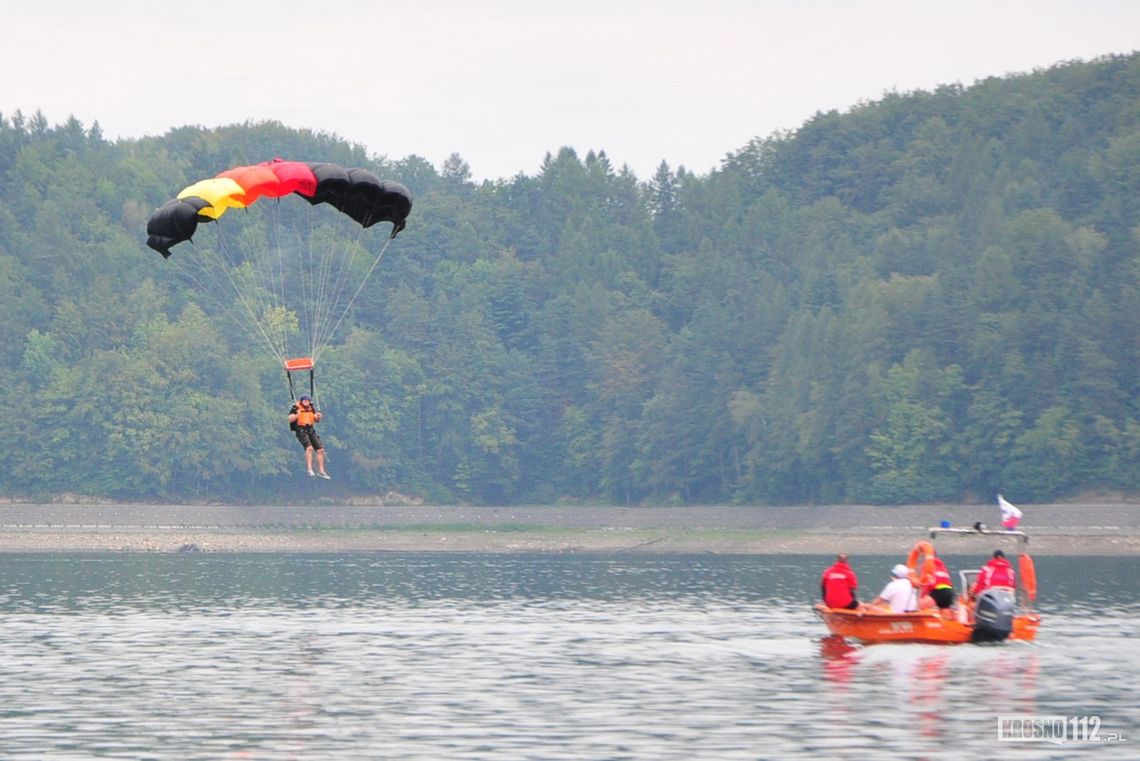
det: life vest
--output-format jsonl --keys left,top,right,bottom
{"left": 293, "top": 404, "right": 317, "bottom": 428}
{"left": 926, "top": 559, "right": 953, "bottom": 592}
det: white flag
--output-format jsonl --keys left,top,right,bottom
{"left": 998, "top": 494, "right": 1022, "bottom": 520}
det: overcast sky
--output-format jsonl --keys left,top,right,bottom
{"left": 4, "top": 1, "right": 1138, "bottom": 181}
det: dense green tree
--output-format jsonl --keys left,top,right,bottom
{"left": 863, "top": 350, "right": 965, "bottom": 502}
{"left": 1, "top": 54, "right": 1139, "bottom": 504}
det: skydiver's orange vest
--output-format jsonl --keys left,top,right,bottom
{"left": 294, "top": 405, "right": 317, "bottom": 428}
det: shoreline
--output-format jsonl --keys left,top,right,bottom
{"left": 2, "top": 502, "right": 1136, "bottom": 554}
{"left": 0, "top": 527, "right": 1136, "bottom": 555}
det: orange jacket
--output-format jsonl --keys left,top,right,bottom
{"left": 293, "top": 404, "right": 318, "bottom": 428}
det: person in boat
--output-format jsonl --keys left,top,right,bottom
{"left": 868, "top": 564, "right": 918, "bottom": 613}
{"left": 921, "top": 556, "right": 955, "bottom": 612}
{"left": 288, "top": 394, "right": 330, "bottom": 479}
{"left": 970, "top": 549, "right": 1015, "bottom": 598}
{"left": 820, "top": 553, "right": 859, "bottom": 610}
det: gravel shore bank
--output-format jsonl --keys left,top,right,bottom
{"left": 0, "top": 527, "right": 1135, "bottom": 555}
{"left": 1, "top": 502, "right": 1136, "bottom": 554}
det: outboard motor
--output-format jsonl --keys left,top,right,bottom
{"left": 972, "top": 588, "right": 1016, "bottom": 642}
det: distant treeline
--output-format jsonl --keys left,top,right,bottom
{"left": 1, "top": 53, "right": 1138, "bottom": 504}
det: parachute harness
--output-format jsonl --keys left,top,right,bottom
{"left": 284, "top": 360, "right": 315, "bottom": 403}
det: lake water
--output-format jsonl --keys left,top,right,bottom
{"left": 0, "top": 553, "right": 1135, "bottom": 760}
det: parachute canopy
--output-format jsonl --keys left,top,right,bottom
{"left": 145, "top": 157, "right": 412, "bottom": 374}
{"left": 146, "top": 158, "right": 412, "bottom": 257}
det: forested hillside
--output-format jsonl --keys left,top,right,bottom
{"left": 1, "top": 53, "right": 1137, "bottom": 505}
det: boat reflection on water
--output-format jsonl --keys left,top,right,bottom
{"left": 819, "top": 634, "right": 858, "bottom": 661}
{"left": 817, "top": 635, "right": 1042, "bottom": 746}
{"left": 818, "top": 634, "right": 859, "bottom": 693}
{"left": 818, "top": 634, "right": 859, "bottom": 685}
{"left": 908, "top": 651, "right": 951, "bottom": 740}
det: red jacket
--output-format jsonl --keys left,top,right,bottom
{"left": 972, "top": 557, "right": 1015, "bottom": 596}
{"left": 821, "top": 561, "right": 858, "bottom": 608}
{"left": 922, "top": 557, "right": 953, "bottom": 595}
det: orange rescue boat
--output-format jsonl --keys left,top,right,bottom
{"left": 815, "top": 528, "right": 1041, "bottom": 644}
{"left": 815, "top": 603, "right": 1040, "bottom": 644}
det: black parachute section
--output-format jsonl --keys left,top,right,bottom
{"left": 302, "top": 164, "right": 412, "bottom": 236}
{"left": 146, "top": 196, "right": 213, "bottom": 258}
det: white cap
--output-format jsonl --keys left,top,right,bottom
{"left": 892, "top": 564, "right": 910, "bottom": 578}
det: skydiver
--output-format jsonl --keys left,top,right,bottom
{"left": 288, "top": 394, "right": 330, "bottom": 479}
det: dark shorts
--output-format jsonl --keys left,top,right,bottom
{"left": 295, "top": 427, "right": 323, "bottom": 451}
{"left": 825, "top": 597, "right": 859, "bottom": 610}
{"left": 930, "top": 587, "right": 955, "bottom": 609}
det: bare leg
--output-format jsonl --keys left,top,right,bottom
{"left": 305, "top": 447, "right": 314, "bottom": 473}
{"left": 317, "top": 448, "right": 327, "bottom": 475}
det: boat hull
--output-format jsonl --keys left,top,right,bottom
{"left": 814, "top": 603, "right": 1040, "bottom": 644}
